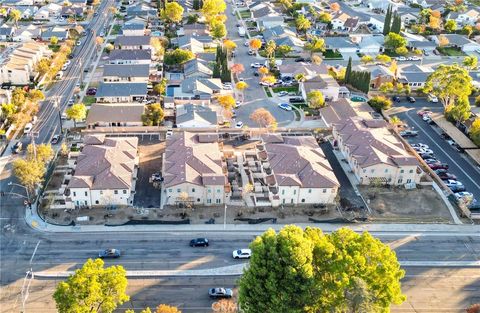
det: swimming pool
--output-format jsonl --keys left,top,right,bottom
{"left": 350, "top": 95, "right": 367, "bottom": 102}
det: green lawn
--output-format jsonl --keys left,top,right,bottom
{"left": 111, "top": 25, "right": 122, "bottom": 35}
{"left": 383, "top": 49, "right": 401, "bottom": 57}
{"left": 272, "top": 86, "right": 298, "bottom": 93}
{"left": 83, "top": 96, "right": 95, "bottom": 106}
{"left": 239, "top": 10, "right": 251, "bottom": 19}
{"left": 436, "top": 47, "right": 466, "bottom": 56}
{"left": 323, "top": 49, "right": 343, "bottom": 59}
{"left": 264, "top": 87, "right": 272, "bottom": 97}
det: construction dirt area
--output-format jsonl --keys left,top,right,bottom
{"left": 359, "top": 185, "right": 455, "bottom": 223}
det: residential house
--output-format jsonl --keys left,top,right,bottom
{"left": 108, "top": 49, "right": 152, "bottom": 65}
{"left": 300, "top": 74, "right": 340, "bottom": 102}
{"left": 34, "top": 8, "right": 50, "bottom": 20}
{"left": 177, "top": 36, "right": 204, "bottom": 54}
{"left": 258, "top": 134, "right": 340, "bottom": 205}
{"left": 0, "top": 25, "right": 14, "bottom": 41}
{"left": 331, "top": 12, "right": 351, "bottom": 30}
{"left": 183, "top": 59, "right": 213, "bottom": 78}
{"left": 12, "top": 25, "right": 41, "bottom": 42}
{"left": 263, "top": 26, "right": 304, "bottom": 53}
{"left": 41, "top": 26, "right": 69, "bottom": 41}
{"left": 318, "top": 98, "right": 374, "bottom": 127}
{"left": 333, "top": 117, "right": 420, "bottom": 185}
{"left": 2, "top": 0, "right": 33, "bottom": 5}
{"left": 355, "top": 64, "right": 395, "bottom": 89}
{"left": 396, "top": 7, "right": 420, "bottom": 25}
{"left": 95, "top": 82, "right": 148, "bottom": 103}
{"left": 431, "top": 34, "right": 480, "bottom": 53}
{"left": 248, "top": 1, "right": 279, "bottom": 19}
{"left": 126, "top": 3, "right": 157, "bottom": 17}
{"left": 173, "top": 77, "right": 223, "bottom": 101}
{"left": 18, "top": 7, "right": 36, "bottom": 19}
{"left": 368, "top": 15, "right": 385, "bottom": 33}
{"left": 354, "top": 35, "right": 383, "bottom": 54}
{"left": 163, "top": 132, "right": 228, "bottom": 206}
{"left": 257, "top": 16, "right": 285, "bottom": 30}
{"left": 102, "top": 64, "right": 150, "bottom": 83}
{"left": 60, "top": 6, "right": 84, "bottom": 18}
{"left": 86, "top": 103, "right": 145, "bottom": 128}
{"left": 70, "top": 0, "right": 87, "bottom": 6}
{"left": 324, "top": 37, "right": 358, "bottom": 54}
{"left": 397, "top": 64, "right": 433, "bottom": 90}
{"left": 115, "top": 35, "right": 151, "bottom": 50}
{"left": 176, "top": 103, "right": 218, "bottom": 128}
{"left": 278, "top": 62, "right": 329, "bottom": 79}
{"left": 448, "top": 8, "right": 480, "bottom": 26}
{"left": 181, "top": 23, "right": 209, "bottom": 36}
{"left": 122, "top": 23, "right": 146, "bottom": 36}
{"left": 68, "top": 135, "right": 139, "bottom": 208}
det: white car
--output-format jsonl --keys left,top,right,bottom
{"left": 76, "top": 41, "right": 81, "bottom": 46}
{"left": 24, "top": 123, "right": 33, "bottom": 134}
{"left": 259, "top": 81, "right": 273, "bottom": 87}
{"left": 235, "top": 100, "right": 242, "bottom": 107}
{"left": 428, "top": 94, "right": 438, "bottom": 103}
{"left": 232, "top": 249, "right": 252, "bottom": 259}
{"left": 250, "top": 62, "right": 262, "bottom": 68}
{"left": 166, "top": 128, "right": 173, "bottom": 138}
{"left": 455, "top": 192, "right": 473, "bottom": 199}
{"left": 396, "top": 56, "right": 407, "bottom": 61}
{"left": 411, "top": 143, "right": 429, "bottom": 149}
{"left": 235, "top": 121, "right": 244, "bottom": 128}
{"left": 277, "top": 91, "right": 288, "bottom": 97}
{"left": 417, "top": 148, "right": 434, "bottom": 154}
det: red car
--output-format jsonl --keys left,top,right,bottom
{"left": 429, "top": 163, "right": 449, "bottom": 170}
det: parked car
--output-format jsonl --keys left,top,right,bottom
{"left": 444, "top": 180, "right": 466, "bottom": 192}
{"left": 166, "top": 128, "right": 173, "bottom": 138}
{"left": 417, "top": 110, "right": 432, "bottom": 116}
{"left": 232, "top": 249, "right": 252, "bottom": 259}
{"left": 209, "top": 288, "right": 233, "bottom": 299}
{"left": 454, "top": 192, "right": 473, "bottom": 200}
{"left": 253, "top": 72, "right": 259, "bottom": 77}
{"left": 400, "top": 130, "right": 419, "bottom": 137}
{"left": 259, "top": 81, "right": 274, "bottom": 87}
{"left": 278, "top": 103, "right": 292, "bottom": 111}
{"left": 407, "top": 96, "right": 416, "bottom": 103}
{"left": 277, "top": 91, "right": 288, "bottom": 97}
{"left": 392, "top": 96, "right": 401, "bottom": 102}
{"left": 190, "top": 238, "right": 209, "bottom": 247}
{"left": 289, "top": 97, "right": 304, "bottom": 104}
{"left": 86, "top": 88, "right": 97, "bottom": 95}
{"left": 419, "top": 153, "right": 435, "bottom": 159}
{"left": 23, "top": 123, "right": 33, "bottom": 134}
{"left": 396, "top": 56, "right": 407, "bottom": 61}
{"left": 424, "top": 158, "right": 439, "bottom": 164}
{"left": 235, "top": 121, "right": 244, "bottom": 128}
{"left": 11, "top": 141, "right": 22, "bottom": 154}
{"left": 428, "top": 94, "right": 438, "bottom": 103}
{"left": 412, "top": 143, "right": 429, "bottom": 149}
{"left": 438, "top": 172, "right": 457, "bottom": 180}
{"left": 247, "top": 50, "right": 255, "bottom": 55}
{"left": 429, "top": 163, "right": 449, "bottom": 170}
{"left": 68, "top": 98, "right": 74, "bottom": 106}
{"left": 50, "top": 135, "right": 61, "bottom": 145}
{"left": 99, "top": 249, "right": 121, "bottom": 258}
{"left": 250, "top": 62, "right": 262, "bottom": 68}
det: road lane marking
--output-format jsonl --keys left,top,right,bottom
{"left": 29, "top": 240, "right": 41, "bottom": 265}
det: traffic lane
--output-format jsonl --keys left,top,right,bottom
{"left": 399, "top": 109, "right": 480, "bottom": 201}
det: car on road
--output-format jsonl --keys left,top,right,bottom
{"left": 428, "top": 94, "right": 438, "bottom": 103}
{"left": 407, "top": 96, "right": 416, "bottom": 103}
{"left": 259, "top": 81, "right": 274, "bottom": 87}
{"left": 68, "top": 98, "right": 74, "bottom": 106}
{"left": 289, "top": 97, "right": 304, "bottom": 104}
{"left": 250, "top": 62, "right": 262, "bottom": 68}
{"left": 235, "top": 100, "right": 242, "bottom": 107}
{"left": 278, "top": 103, "right": 292, "bottom": 111}
{"left": 11, "top": 141, "right": 22, "bottom": 154}
{"left": 86, "top": 87, "right": 97, "bottom": 95}
{"left": 23, "top": 123, "right": 33, "bottom": 134}
{"left": 417, "top": 110, "right": 432, "bottom": 117}
{"left": 76, "top": 41, "right": 81, "bottom": 46}
{"left": 294, "top": 57, "right": 311, "bottom": 62}
{"left": 445, "top": 180, "right": 466, "bottom": 192}
{"left": 396, "top": 56, "right": 407, "bottom": 61}
{"left": 400, "top": 130, "right": 419, "bottom": 137}
{"left": 277, "top": 91, "right": 288, "bottom": 97}
{"left": 247, "top": 50, "right": 255, "bottom": 55}
{"left": 392, "top": 96, "right": 401, "bottom": 102}
{"left": 232, "top": 249, "right": 252, "bottom": 259}
{"left": 235, "top": 121, "right": 244, "bottom": 128}
{"left": 411, "top": 143, "right": 429, "bottom": 149}
{"left": 50, "top": 135, "right": 61, "bottom": 145}
{"left": 99, "top": 249, "right": 121, "bottom": 258}
{"left": 408, "top": 56, "right": 421, "bottom": 61}
{"left": 166, "top": 128, "right": 173, "bottom": 138}
{"left": 429, "top": 163, "right": 449, "bottom": 170}
{"left": 253, "top": 72, "right": 259, "bottom": 77}
{"left": 209, "top": 288, "right": 233, "bottom": 299}
{"left": 190, "top": 238, "right": 209, "bottom": 247}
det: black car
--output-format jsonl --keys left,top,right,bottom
{"left": 407, "top": 96, "right": 416, "bottom": 103}
{"left": 11, "top": 141, "right": 22, "bottom": 154}
{"left": 50, "top": 135, "right": 61, "bottom": 145}
{"left": 209, "top": 288, "right": 233, "bottom": 299}
{"left": 253, "top": 72, "right": 259, "bottom": 77}
{"left": 419, "top": 153, "right": 435, "bottom": 159}
{"left": 289, "top": 97, "right": 304, "bottom": 104}
{"left": 400, "top": 130, "right": 419, "bottom": 137}
{"left": 392, "top": 96, "right": 401, "bottom": 102}
{"left": 449, "top": 185, "right": 466, "bottom": 192}
{"left": 190, "top": 238, "right": 209, "bottom": 247}
{"left": 99, "top": 249, "right": 121, "bottom": 258}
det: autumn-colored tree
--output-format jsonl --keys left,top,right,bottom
{"left": 65, "top": 103, "right": 86, "bottom": 127}
{"left": 218, "top": 95, "right": 236, "bottom": 111}
{"left": 142, "top": 103, "right": 164, "bottom": 126}
{"left": 376, "top": 54, "right": 392, "bottom": 64}
{"left": 330, "top": 2, "right": 340, "bottom": 11}
{"left": 264, "top": 40, "right": 277, "bottom": 59}
{"left": 13, "top": 159, "right": 45, "bottom": 198}
{"left": 50, "top": 36, "right": 59, "bottom": 45}
{"left": 236, "top": 81, "right": 248, "bottom": 91}
{"left": 249, "top": 38, "right": 262, "bottom": 51}
{"left": 9, "top": 9, "right": 21, "bottom": 27}
{"left": 161, "top": 1, "right": 184, "bottom": 24}
{"left": 438, "top": 35, "right": 449, "bottom": 47}
{"left": 258, "top": 66, "right": 269, "bottom": 76}
{"left": 223, "top": 39, "right": 237, "bottom": 51}
{"left": 156, "top": 304, "right": 182, "bottom": 313}
{"left": 27, "top": 143, "right": 54, "bottom": 164}
{"left": 429, "top": 16, "right": 441, "bottom": 29}
{"left": 307, "top": 90, "right": 325, "bottom": 108}
{"left": 360, "top": 55, "right": 373, "bottom": 64}
{"left": 261, "top": 75, "right": 277, "bottom": 85}
{"left": 250, "top": 108, "right": 276, "bottom": 128}
{"left": 230, "top": 64, "right": 245, "bottom": 75}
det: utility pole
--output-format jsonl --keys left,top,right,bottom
{"left": 29, "top": 131, "right": 36, "bottom": 160}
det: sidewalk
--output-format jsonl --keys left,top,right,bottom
{"left": 25, "top": 205, "right": 480, "bottom": 235}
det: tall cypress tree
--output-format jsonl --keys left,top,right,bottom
{"left": 345, "top": 57, "right": 352, "bottom": 84}
{"left": 383, "top": 5, "right": 392, "bottom": 36}
{"left": 391, "top": 13, "right": 401, "bottom": 34}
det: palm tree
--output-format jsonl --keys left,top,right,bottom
{"left": 9, "top": 9, "right": 21, "bottom": 28}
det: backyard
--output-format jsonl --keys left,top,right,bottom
{"left": 436, "top": 47, "right": 466, "bottom": 56}
{"left": 323, "top": 49, "right": 343, "bottom": 59}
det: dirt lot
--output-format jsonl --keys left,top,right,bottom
{"left": 359, "top": 185, "right": 454, "bottom": 223}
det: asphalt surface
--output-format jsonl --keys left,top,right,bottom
{"left": 395, "top": 98, "right": 480, "bottom": 202}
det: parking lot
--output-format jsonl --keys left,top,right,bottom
{"left": 133, "top": 139, "right": 165, "bottom": 208}
{"left": 397, "top": 106, "right": 480, "bottom": 205}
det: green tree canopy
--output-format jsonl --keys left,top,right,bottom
{"left": 384, "top": 32, "right": 407, "bottom": 49}
{"left": 444, "top": 19, "right": 457, "bottom": 33}
{"left": 469, "top": 118, "right": 480, "bottom": 146}
{"left": 210, "top": 21, "right": 227, "bottom": 39}
{"left": 153, "top": 78, "right": 167, "bottom": 95}
{"left": 304, "top": 36, "right": 325, "bottom": 56}
{"left": 424, "top": 64, "right": 473, "bottom": 108}
{"left": 368, "top": 95, "right": 392, "bottom": 112}
{"left": 50, "top": 36, "right": 59, "bottom": 45}
{"left": 307, "top": 90, "right": 325, "bottom": 108}
{"left": 53, "top": 258, "right": 129, "bottom": 313}
{"left": 164, "top": 49, "right": 195, "bottom": 65}
{"left": 66, "top": 103, "right": 87, "bottom": 127}
{"left": 142, "top": 103, "right": 164, "bottom": 126}
{"left": 446, "top": 96, "right": 471, "bottom": 123}
{"left": 463, "top": 55, "right": 478, "bottom": 70}
{"left": 277, "top": 45, "right": 292, "bottom": 56}
{"left": 162, "top": 1, "right": 184, "bottom": 24}
{"left": 239, "top": 226, "right": 406, "bottom": 313}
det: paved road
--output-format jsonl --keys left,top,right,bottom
{"left": 394, "top": 98, "right": 480, "bottom": 202}
{"left": 225, "top": 3, "right": 295, "bottom": 127}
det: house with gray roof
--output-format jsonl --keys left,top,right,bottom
{"left": 86, "top": 103, "right": 145, "bottom": 128}
{"left": 103, "top": 64, "right": 150, "bottom": 83}
{"left": 108, "top": 49, "right": 151, "bottom": 65}
{"left": 95, "top": 82, "right": 148, "bottom": 103}
{"left": 126, "top": 3, "right": 157, "bottom": 17}
{"left": 431, "top": 34, "right": 480, "bottom": 53}
{"left": 176, "top": 103, "right": 218, "bottom": 128}
{"left": 41, "top": 26, "right": 69, "bottom": 41}
{"left": 115, "top": 35, "right": 151, "bottom": 50}
{"left": 68, "top": 135, "right": 139, "bottom": 208}
{"left": 0, "top": 25, "right": 14, "bottom": 41}
{"left": 163, "top": 132, "right": 228, "bottom": 206}
{"left": 122, "top": 23, "right": 145, "bottom": 36}
{"left": 324, "top": 37, "right": 358, "bottom": 54}
{"left": 173, "top": 77, "right": 223, "bottom": 101}
{"left": 397, "top": 64, "right": 433, "bottom": 90}
{"left": 183, "top": 59, "right": 213, "bottom": 78}
{"left": 333, "top": 117, "right": 420, "bottom": 185}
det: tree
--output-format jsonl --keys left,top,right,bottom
{"left": 304, "top": 36, "right": 325, "bottom": 56}
{"left": 66, "top": 103, "right": 86, "bottom": 127}
{"left": 261, "top": 75, "right": 276, "bottom": 85}
{"left": 201, "top": 0, "right": 226, "bottom": 23}
{"left": 218, "top": 95, "right": 236, "bottom": 111}
{"left": 438, "top": 34, "right": 449, "bottom": 47}
{"left": 1, "top": 103, "right": 16, "bottom": 120}
{"left": 250, "top": 108, "right": 276, "bottom": 128}
{"left": 264, "top": 40, "right": 277, "bottom": 59}
{"left": 223, "top": 39, "right": 237, "bottom": 51}
{"left": 164, "top": 49, "right": 194, "bottom": 65}
{"left": 447, "top": 97, "right": 471, "bottom": 123}
{"left": 424, "top": 64, "right": 472, "bottom": 109}
{"left": 429, "top": 16, "right": 441, "bottom": 29}
{"left": 249, "top": 38, "right": 262, "bottom": 51}
{"left": 105, "top": 43, "right": 114, "bottom": 52}
{"left": 307, "top": 90, "right": 325, "bottom": 109}
{"left": 28, "top": 89, "right": 45, "bottom": 102}
{"left": 211, "top": 299, "right": 237, "bottom": 313}
{"left": 186, "top": 13, "right": 199, "bottom": 24}
{"left": 142, "top": 103, "right": 164, "bottom": 126}
{"left": 330, "top": 2, "right": 340, "bottom": 11}
{"left": 12, "top": 88, "right": 26, "bottom": 107}
{"left": 211, "top": 21, "right": 227, "bottom": 39}
{"left": 230, "top": 63, "right": 245, "bottom": 75}
{"left": 413, "top": 48, "right": 423, "bottom": 55}
{"left": 379, "top": 82, "right": 394, "bottom": 93}
{"left": 53, "top": 258, "right": 129, "bottom": 313}
{"left": 318, "top": 12, "right": 332, "bottom": 23}
{"left": 469, "top": 118, "right": 480, "bottom": 146}
{"left": 239, "top": 226, "right": 406, "bottom": 313}
{"left": 395, "top": 46, "right": 408, "bottom": 55}
{"left": 420, "top": 8, "right": 431, "bottom": 23}
{"left": 390, "top": 115, "right": 402, "bottom": 127}
{"left": 153, "top": 78, "right": 167, "bottom": 96}
{"left": 444, "top": 19, "right": 457, "bottom": 33}
{"left": 277, "top": 45, "right": 292, "bottom": 57}
{"left": 9, "top": 9, "right": 21, "bottom": 27}
{"left": 162, "top": 1, "right": 184, "bottom": 24}
{"left": 384, "top": 32, "right": 407, "bottom": 50}
{"left": 390, "top": 13, "right": 402, "bottom": 34}
{"left": 13, "top": 159, "right": 45, "bottom": 197}
{"left": 368, "top": 95, "right": 392, "bottom": 112}
{"left": 50, "top": 36, "right": 59, "bottom": 45}
{"left": 462, "top": 25, "right": 473, "bottom": 37}
{"left": 376, "top": 54, "right": 392, "bottom": 64}
{"left": 258, "top": 66, "right": 269, "bottom": 76}
{"left": 360, "top": 55, "right": 373, "bottom": 64}
{"left": 294, "top": 73, "right": 306, "bottom": 82}
{"left": 295, "top": 14, "right": 311, "bottom": 32}
{"left": 345, "top": 57, "right": 352, "bottom": 84}
{"left": 27, "top": 144, "right": 54, "bottom": 164}
{"left": 463, "top": 55, "right": 478, "bottom": 70}
{"left": 150, "top": 37, "right": 166, "bottom": 56}
{"left": 236, "top": 81, "right": 248, "bottom": 92}
{"left": 156, "top": 304, "right": 182, "bottom": 313}
{"left": 383, "top": 5, "right": 392, "bottom": 35}
{"left": 36, "top": 59, "right": 52, "bottom": 76}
